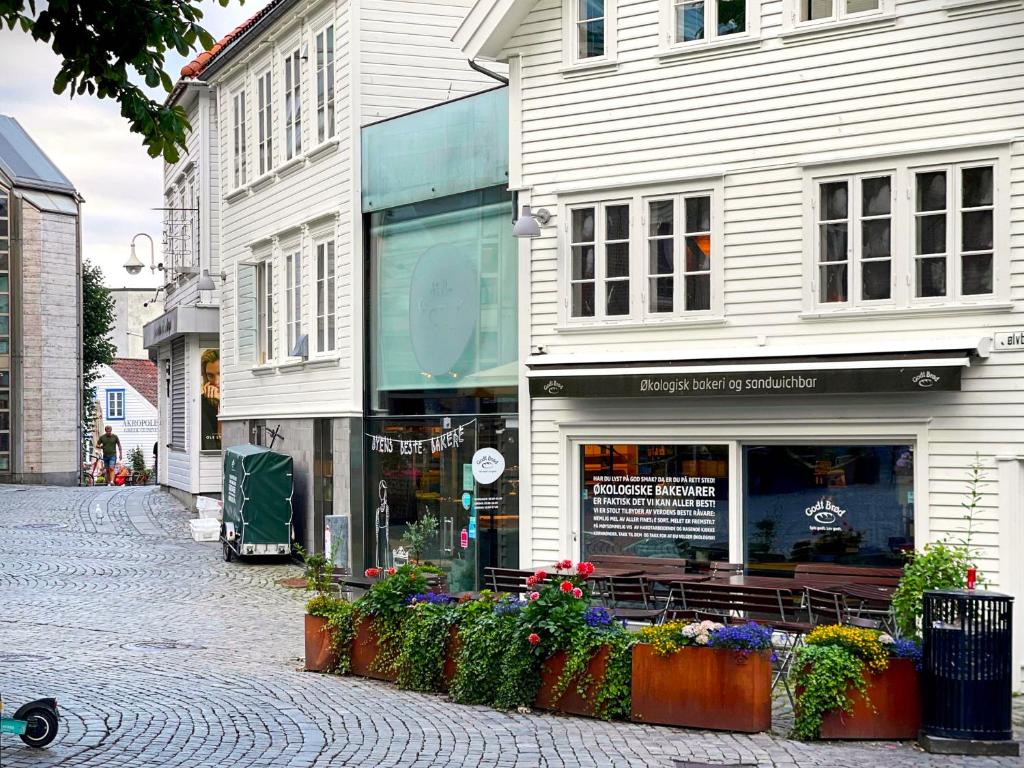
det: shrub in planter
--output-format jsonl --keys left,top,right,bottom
{"left": 792, "top": 626, "right": 922, "bottom": 740}
{"left": 631, "top": 620, "right": 774, "bottom": 732}
{"left": 394, "top": 592, "right": 459, "bottom": 693}
{"left": 306, "top": 594, "right": 354, "bottom": 674}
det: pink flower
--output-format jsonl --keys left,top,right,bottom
{"left": 529, "top": 591, "right": 540, "bottom": 601}
{"left": 571, "top": 587, "right": 583, "bottom": 599}
{"left": 527, "top": 632, "right": 541, "bottom": 646}
{"left": 386, "top": 567, "right": 396, "bottom": 575}
{"left": 364, "top": 567, "right": 379, "bottom": 578}
{"left": 559, "top": 580, "right": 573, "bottom": 593}
{"left": 525, "top": 575, "right": 536, "bottom": 587}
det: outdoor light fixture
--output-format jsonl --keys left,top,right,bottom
{"left": 512, "top": 205, "right": 551, "bottom": 239}
{"left": 125, "top": 233, "right": 157, "bottom": 275}
{"left": 196, "top": 269, "right": 227, "bottom": 291}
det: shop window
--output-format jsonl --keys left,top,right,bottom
{"left": 580, "top": 443, "right": 730, "bottom": 562}
{"left": 743, "top": 444, "right": 914, "bottom": 573}
{"left": 106, "top": 389, "right": 125, "bottom": 421}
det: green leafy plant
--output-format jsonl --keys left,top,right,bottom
{"left": 355, "top": 564, "right": 435, "bottom": 677}
{"left": 552, "top": 622, "right": 637, "bottom": 720}
{"left": 395, "top": 597, "right": 459, "bottom": 693}
{"left": 297, "top": 544, "right": 334, "bottom": 600}
{"left": 791, "top": 643, "right": 868, "bottom": 740}
{"left": 128, "top": 446, "right": 149, "bottom": 476}
{"left": 401, "top": 513, "right": 438, "bottom": 564}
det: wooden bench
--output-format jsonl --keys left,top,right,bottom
{"left": 590, "top": 555, "right": 690, "bottom": 574}
{"left": 794, "top": 564, "right": 903, "bottom": 587}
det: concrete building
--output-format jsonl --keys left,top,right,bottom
{"left": 109, "top": 288, "right": 162, "bottom": 359}
{"left": 0, "top": 115, "right": 82, "bottom": 485}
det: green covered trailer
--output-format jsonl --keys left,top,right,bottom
{"left": 221, "top": 444, "right": 294, "bottom": 560}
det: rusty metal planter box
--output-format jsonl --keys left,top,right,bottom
{"left": 534, "top": 647, "right": 611, "bottom": 718}
{"left": 304, "top": 614, "right": 337, "bottom": 673}
{"left": 817, "top": 658, "right": 921, "bottom": 740}
{"left": 349, "top": 615, "right": 397, "bottom": 682}
{"left": 630, "top": 644, "right": 772, "bottom": 732}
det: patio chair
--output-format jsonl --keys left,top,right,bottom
{"left": 804, "top": 587, "right": 881, "bottom": 630}
{"left": 603, "top": 576, "right": 665, "bottom": 624}
{"left": 484, "top": 567, "right": 536, "bottom": 595}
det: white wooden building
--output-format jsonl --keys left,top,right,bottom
{"left": 92, "top": 359, "right": 160, "bottom": 463}
{"left": 457, "top": 0, "right": 1024, "bottom": 680}
{"left": 200, "top": 0, "right": 498, "bottom": 554}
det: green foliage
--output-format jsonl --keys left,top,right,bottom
{"left": 401, "top": 513, "right": 438, "bottom": 563}
{"left": 553, "top": 627, "right": 636, "bottom": 721}
{"left": 297, "top": 544, "right": 334, "bottom": 599}
{"left": 395, "top": 601, "right": 459, "bottom": 693}
{"left": 791, "top": 644, "right": 868, "bottom": 740}
{"left": 0, "top": 0, "right": 238, "bottom": 162}
{"left": 307, "top": 594, "right": 354, "bottom": 675}
{"left": 128, "top": 446, "right": 149, "bottom": 475}
{"left": 519, "top": 580, "right": 590, "bottom": 658}
{"left": 355, "top": 564, "right": 434, "bottom": 677}
{"left": 81, "top": 261, "right": 115, "bottom": 436}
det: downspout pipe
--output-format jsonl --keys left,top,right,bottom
{"left": 468, "top": 59, "right": 508, "bottom": 85}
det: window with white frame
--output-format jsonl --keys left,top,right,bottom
{"left": 564, "top": 0, "right": 616, "bottom": 63}
{"left": 257, "top": 261, "right": 274, "bottom": 363}
{"left": 315, "top": 240, "right": 336, "bottom": 352}
{"left": 569, "top": 202, "right": 631, "bottom": 319}
{"left": 672, "top": 0, "right": 747, "bottom": 44}
{"left": 577, "top": 0, "right": 606, "bottom": 58}
{"left": 232, "top": 90, "right": 247, "bottom": 187}
{"left": 315, "top": 25, "right": 335, "bottom": 143}
{"left": 285, "top": 250, "right": 302, "bottom": 353}
{"left": 797, "top": 0, "right": 880, "bottom": 23}
{"left": 257, "top": 70, "right": 273, "bottom": 175}
{"left": 645, "top": 194, "right": 713, "bottom": 315}
{"left": 808, "top": 157, "right": 999, "bottom": 310}
{"left": 106, "top": 389, "right": 125, "bottom": 420}
{"left": 284, "top": 49, "right": 302, "bottom": 160}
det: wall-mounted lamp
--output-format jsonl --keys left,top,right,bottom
{"left": 196, "top": 269, "right": 228, "bottom": 291}
{"left": 512, "top": 205, "right": 551, "bottom": 239}
{"left": 125, "top": 233, "right": 161, "bottom": 275}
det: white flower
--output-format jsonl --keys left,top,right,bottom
{"left": 695, "top": 634, "right": 710, "bottom": 645}
{"left": 879, "top": 633, "right": 895, "bottom": 645}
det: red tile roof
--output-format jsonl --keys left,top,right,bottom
{"left": 110, "top": 358, "right": 159, "bottom": 408}
{"left": 180, "top": 0, "right": 284, "bottom": 78}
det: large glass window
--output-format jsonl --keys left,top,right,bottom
{"left": 581, "top": 443, "right": 730, "bottom": 562}
{"left": 744, "top": 444, "right": 914, "bottom": 573}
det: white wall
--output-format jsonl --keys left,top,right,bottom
{"left": 92, "top": 364, "right": 159, "bottom": 462}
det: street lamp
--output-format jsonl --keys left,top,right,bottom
{"left": 512, "top": 205, "right": 551, "bottom": 239}
{"left": 124, "top": 233, "right": 159, "bottom": 275}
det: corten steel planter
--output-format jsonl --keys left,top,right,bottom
{"left": 349, "top": 615, "right": 397, "bottom": 682}
{"left": 630, "top": 644, "right": 772, "bottom": 732}
{"left": 535, "top": 646, "right": 611, "bottom": 718}
{"left": 304, "top": 614, "right": 337, "bottom": 673}
{"left": 440, "top": 625, "right": 460, "bottom": 693}
{"left": 817, "top": 658, "right": 921, "bottom": 740}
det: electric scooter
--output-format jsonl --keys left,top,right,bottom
{"left": 0, "top": 692, "right": 60, "bottom": 748}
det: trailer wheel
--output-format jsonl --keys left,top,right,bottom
{"left": 19, "top": 707, "right": 59, "bottom": 748}
{"left": 222, "top": 540, "right": 233, "bottom": 562}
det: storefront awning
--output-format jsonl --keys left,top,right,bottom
{"left": 527, "top": 337, "right": 989, "bottom": 399}
{"left": 143, "top": 305, "right": 219, "bottom": 350}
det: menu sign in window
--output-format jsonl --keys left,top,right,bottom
{"left": 581, "top": 443, "right": 729, "bottom": 562}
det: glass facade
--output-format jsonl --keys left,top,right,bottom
{"left": 744, "top": 444, "right": 914, "bottom": 573}
{"left": 0, "top": 185, "right": 10, "bottom": 471}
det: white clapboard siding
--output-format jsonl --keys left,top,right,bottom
{"left": 92, "top": 366, "right": 159, "bottom": 462}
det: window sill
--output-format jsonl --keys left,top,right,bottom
{"left": 224, "top": 186, "right": 248, "bottom": 204}
{"left": 275, "top": 155, "right": 305, "bottom": 179}
{"left": 251, "top": 356, "right": 341, "bottom": 375}
{"left": 944, "top": 0, "right": 1022, "bottom": 15}
{"left": 800, "top": 301, "right": 1013, "bottom": 321}
{"left": 307, "top": 138, "right": 340, "bottom": 160}
{"left": 559, "top": 59, "right": 619, "bottom": 80}
{"left": 250, "top": 171, "right": 276, "bottom": 192}
{"left": 780, "top": 13, "right": 896, "bottom": 45}
{"left": 657, "top": 36, "right": 762, "bottom": 65}
{"left": 556, "top": 316, "right": 726, "bottom": 333}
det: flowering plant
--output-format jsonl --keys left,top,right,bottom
{"left": 641, "top": 620, "right": 775, "bottom": 656}
{"left": 708, "top": 622, "right": 775, "bottom": 656}
{"left": 804, "top": 624, "right": 888, "bottom": 673}
{"left": 405, "top": 592, "right": 456, "bottom": 606}
{"left": 517, "top": 560, "right": 594, "bottom": 656}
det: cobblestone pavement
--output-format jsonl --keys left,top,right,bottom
{"left": 0, "top": 485, "right": 1021, "bottom": 768}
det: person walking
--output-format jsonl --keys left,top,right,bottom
{"left": 96, "top": 426, "right": 123, "bottom": 485}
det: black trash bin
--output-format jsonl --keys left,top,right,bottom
{"left": 921, "top": 589, "right": 1013, "bottom": 742}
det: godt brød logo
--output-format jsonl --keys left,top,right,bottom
{"left": 912, "top": 370, "right": 941, "bottom": 388}
{"left": 543, "top": 379, "right": 564, "bottom": 395}
{"left": 805, "top": 497, "right": 847, "bottom": 526}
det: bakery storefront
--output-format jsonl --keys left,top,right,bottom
{"left": 529, "top": 342, "right": 983, "bottom": 574}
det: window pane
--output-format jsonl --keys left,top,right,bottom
{"left": 606, "top": 281, "right": 629, "bottom": 315}
{"left": 820, "top": 223, "right": 848, "bottom": 262}
{"left": 685, "top": 274, "right": 711, "bottom": 311}
{"left": 685, "top": 196, "right": 711, "bottom": 232}
{"left": 962, "top": 253, "right": 993, "bottom": 295}
{"left": 916, "top": 171, "right": 946, "bottom": 212}
{"left": 572, "top": 245, "right": 595, "bottom": 280}
{"left": 685, "top": 235, "right": 711, "bottom": 272}
{"left": 820, "top": 263, "right": 848, "bottom": 303}
{"left": 916, "top": 214, "right": 946, "bottom": 255}
{"left": 606, "top": 205, "right": 629, "bottom": 240}
{"left": 650, "top": 277, "right": 674, "bottom": 312}
{"left": 916, "top": 257, "right": 946, "bottom": 297}
{"left": 962, "top": 210, "right": 992, "bottom": 252}
{"left": 862, "top": 219, "right": 891, "bottom": 259}
{"left": 572, "top": 208, "right": 595, "bottom": 242}
{"left": 649, "top": 239, "right": 673, "bottom": 274}
{"left": 572, "top": 282, "right": 595, "bottom": 316}
{"left": 0, "top": 391, "right": 7, "bottom": 410}
{"left": 606, "top": 242, "right": 629, "bottom": 278}
{"left": 717, "top": 0, "right": 745, "bottom": 34}
{"left": 802, "top": 0, "right": 834, "bottom": 20}
{"left": 845, "top": 0, "right": 878, "bottom": 11}
{"left": 578, "top": 0, "right": 603, "bottom": 20}
{"left": 862, "top": 260, "right": 891, "bottom": 301}
{"left": 0, "top": 434, "right": 8, "bottom": 452}
{"left": 649, "top": 200, "right": 673, "bottom": 236}
{"left": 862, "top": 176, "right": 891, "bottom": 216}
{"left": 820, "top": 181, "right": 847, "bottom": 220}
{"left": 677, "top": 1, "right": 705, "bottom": 41}
{"left": 962, "top": 166, "right": 993, "bottom": 207}
{"left": 578, "top": 20, "right": 605, "bottom": 57}
{"left": 0, "top": 295, "right": 8, "bottom": 314}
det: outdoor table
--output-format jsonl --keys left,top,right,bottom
{"left": 334, "top": 574, "right": 377, "bottom": 589}
{"left": 645, "top": 572, "right": 711, "bottom": 584}
{"left": 841, "top": 583, "right": 895, "bottom": 602}
{"left": 709, "top": 575, "right": 802, "bottom": 590}
{"left": 590, "top": 567, "right": 645, "bottom": 578}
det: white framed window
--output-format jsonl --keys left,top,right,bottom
{"left": 563, "top": 0, "right": 617, "bottom": 65}
{"left": 106, "top": 389, "right": 125, "bottom": 420}
{"left": 284, "top": 49, "right": 302, "bottom": 160}
{"left": 644, "top": 193, "right": 714, "bottom": 316}
{"left": 232, "top": 90, "right": 247, "bottom": 187}
{"left": 285, "top": 250, "right": 302, "bottom": 354}
{"left": 315, "top": 24, "right": 336, "bottom": 143}
{"left": 805, "top": 151, "right": 1004, "bottom": 312}
{"left": 315, "top": 240, "right": 336, "bottom": 353}
{"left": 257, "top": 261, "right": 274, "bottom": 363}
{"left": 792, "top": 0, "right": 885, "bottom": 24}
{"left": 257, "top": 70, "right": 273, "bottom": 175}
{"left": 664, "top": 0, "right": 751, "bottom": 46}
{"left": 568, "top": 201, "right": 631, "bottom": 319}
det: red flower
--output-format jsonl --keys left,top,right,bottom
{"left": 571, "top": 587, "right": 583, "bottom": 599}
{"left": 534, "top": 569, "right": 547, "bottom": 581}
{"left": 556, "top": 559, "right": 573, "bottom": 570}
{"left": 386, "top": 567, "right": 396, "bottom": 575}
{"left": 576, "top": 561, "right": 595, "bottom": 578}
{"left": 527, "top": 633, "right": 541, "bottom": 646}
{"left": 559, "top": 580, "right": 573, "bottom": 593}
{"left": 364, "top": 567, "right": 379, "bottom": 578}
{"left": 525, "top": 575, "right": 537, "bottom": 587}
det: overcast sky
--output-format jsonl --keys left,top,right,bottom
{"left": 0, "top": 2, "right": 258, "bottom": 290}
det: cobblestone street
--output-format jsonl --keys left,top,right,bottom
{"left": 0, "top": 486, "right": 1020, "bottom": 768}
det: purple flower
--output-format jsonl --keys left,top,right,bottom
{"left": 405, "top": 592, "right": 456, "bottom": 606}
{"left": 493, "top": 596, "right": 523, "bottom": 616}
{"left": 891, "top": 637, "right": 923, "bottom": 670}
{"left": 583, "top": 606, "right": 614, "bottom": 628}
{"left": 708, "top": 622, "right": 774, "bottom": 654}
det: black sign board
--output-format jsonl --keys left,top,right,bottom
{"left": 530, "top": 365, "right": 963, "bottom": 399}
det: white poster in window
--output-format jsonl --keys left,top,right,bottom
{"left": 471, "top": 447, "right": 505, "bottom": 485}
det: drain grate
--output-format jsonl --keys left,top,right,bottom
{"left": 0, "top": 653, "right": 51, "bottom": 664}
{"left": 15, "top": 522, "right": 66, "bottom": 530}
{"left": 121, "top": 640, "right": 205, "bottom": 652}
